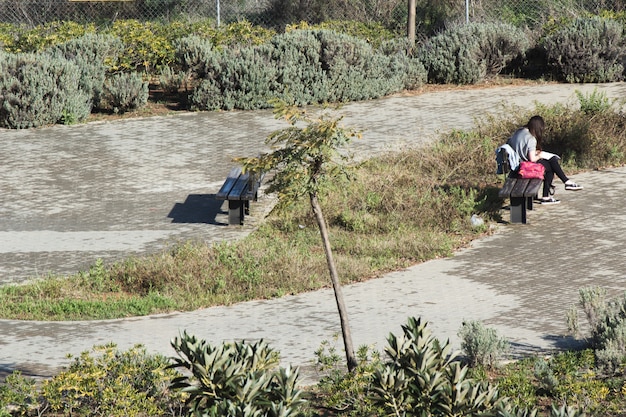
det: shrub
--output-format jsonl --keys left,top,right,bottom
{"left": 458, "top": 320, "right": 510, "bottom": 368}
{"left": 46, "top": 33, "right": 124, "bottom": 111}
{"left": 0, "top": 52, "right": 91, "bottom": 128}
{"left": 378, "top": 37, "right": 428, "bottom": 90}
{"left": 287, "top": 20, "right": 397, "bottom": 49}
{"left": 421, "top": 22, "right": 529, "bottom": 85}
{"left": 0, "top": 344, "right": 186, "bottom": 416}
{"left": 100, "top": 72, "right": 149, "bottom": 114}
{"left": 105, "top": 19, "right": 176, "bottom": 73}
{"left": 575, "top": 287, "right": 626, "bottom": 373}
{"left": 7, "top": 20, "right": 96, "bottom": 53}
{"left": 39, "top": 343, "right": 185, "bottom": 416}
{"left": 370, "top": 317, "right": 507, "bottom": 416}
{"left": 158, "top": 65, "right": 189, "bottom": 95}
{"left": 269, "top": 30, "right": 329, "bottom": 105}
{"left": 173, "top": 34, "right": 219, "bottom": 80}
{"left": 170, "top": 332, "right": 306, "bottom": 417}
{"left": 318, "top": 30, "right": 405, "bottom": 101}
{"left": 190, "top": 44, "right": 278, "bottom": 111}
{"left": 0, "top": 371, "right": 39, "bottom": 415}
{"left": 542, "top": 16, "right": 626, "bottom": 83}
{"left": 314, "top": 339, "right": 384, "bottom": 416}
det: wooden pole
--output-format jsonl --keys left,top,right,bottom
{"left": 407, "top": 0, "right": 416, "bottom": 53}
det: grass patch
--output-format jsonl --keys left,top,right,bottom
{"left": 2, "top": 95, "right": 626, "bottom": 321}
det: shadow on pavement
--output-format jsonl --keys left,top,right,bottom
{"left": 168, "top": 194, "right": 227, "bottom": 225}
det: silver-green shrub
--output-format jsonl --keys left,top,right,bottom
{"left": 190, "top": 29, "right": 423, "bottom": 111}
{"left": 190, "top": 44, "right": 278, "bottom": 111}
{"left": 170, "top": 332, "right": 306, "bottom": 417}
{"left": 46, "top": 33, "right": 123, "bottom": 111}
{"left": 318, "top": 30, "right": 405, "bottom": 102}
{"left": 458, "top": 320, "right": 510, "bottom": 368}
{"left": 270, "top": 30, "right": 329, "bottom": 105}
{"left": 379, "top": 38, "right": 428, "bottom": 90}
{"left": 543, "top": 17, "right": 625, "bottom": 83}
{"left": 420, "top": 22, "right": 529, "bottom": 84}
{"left": 173, "top": 34, "right": 219, "bottom": 80}
{"left": 158, "top": 65, "right": 188, "bottom": 95}
{"left": 100, "top": 72, "right": 149, "bottom": 114}
{"left": 571, "top": 286, "right": 626, "bottom": 373}
{"left": 0, "top": 52, "right": 91, "bottom": 128}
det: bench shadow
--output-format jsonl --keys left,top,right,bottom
{"left": 167, "top": 194, "right": 227, "bottom": 225}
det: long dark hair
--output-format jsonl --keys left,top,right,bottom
{"left": 526, "top": 115, "right": 545, "bottom": 145}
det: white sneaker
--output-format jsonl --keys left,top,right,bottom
{"left": 540, "top": 197, "right": 561, "bottom": 205}
{"left": 565, "top": 182, "right": 583, "bottom": 191}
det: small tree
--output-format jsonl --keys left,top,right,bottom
{"left": 236, "top": 100, "right": 360, "bottom": 372}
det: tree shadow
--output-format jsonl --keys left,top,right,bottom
{"left": 167, "top": 194, "right": 227, "bottom": 225}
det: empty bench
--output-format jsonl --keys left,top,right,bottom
{"left": 216, "top": 167, "right": 263, "bottom": 226}
{"left": 498, "top": 177, "right": 543, "bottom": 224}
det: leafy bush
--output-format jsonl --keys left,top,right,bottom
{"left": 370, "top": 317, "right": 507, "bottom": 416}
{"left": 105, "top": 19, "right": 176, "bottom": 73}
{"left": 1, "top": 344, "right": 186, "bottom": 416}
{"left": 458, "top": 320, "right": 510, "bottom": 368}
{"left": 420, "top": 22, "right": 529, "bottom": 84}
{"left": 0, "top": 52, "right": 91, "bottom": 128}
{"left": 4, "top": 20, "right": 96, "bottom": 53}
{"left": 46, "top": 33, "right": 124, "bottom": 111}
{"left": 286, "top": 20, "right": 397, "bottom": 49}
{"left": 542, "top": 16, "right": 626, "bottom": 83}
{"left": 314, "top": 339, "right": 383, "bottom": 416}
{"left": 100, "top": 72, "right": 149, "bottom": 114}
{"left": 170, "top": 332, "right": 306, "bottom": 417}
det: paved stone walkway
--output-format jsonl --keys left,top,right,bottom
{"left": 1, "top": 82, "right": 626, "bottom": 385}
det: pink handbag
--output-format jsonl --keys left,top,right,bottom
{"left": 518, "top": 161, "right": 545, "bottom": 179}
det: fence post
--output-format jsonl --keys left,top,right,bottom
{"left": 465, "top": 0, "right": 469, "bottom": 23}
{"left": 217, "top": 0, "right": 221, "bottom": 26}
{"left": 407, "top": 0, "right": 416, "bottom": 51}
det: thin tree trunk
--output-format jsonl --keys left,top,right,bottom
{"left": 310, "top": 192, "right": 358, "bottom": 372}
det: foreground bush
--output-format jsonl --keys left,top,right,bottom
{"left": 0, "top": 52, "right": 91, "bottom": 128}
{"left": 542, "top": 16, "right": 626, "bottom": 83}
{"left": 170, "top": 333, "right": 306, "bottom": 417}
{"left": 0, "top": 344, "right": 186, "bottom": 416}
{"left": 569, "top": 286, "right": 626, "bottom": 374}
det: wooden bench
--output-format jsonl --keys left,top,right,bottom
{"left": 498, "top": 177, "right": 543, "bottom": 224}
{"left": 216, "top": 167, "right": 263, "bottom": 226}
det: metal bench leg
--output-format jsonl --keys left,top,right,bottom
{"left": 510, "top": 196, "right": 527, "bottom": 224}
{"left": 228, "top": 200, "right": 244, "bottom": 225}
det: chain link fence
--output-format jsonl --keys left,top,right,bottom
{"left": 0, "top": 0, "right": 625, "bottom": 31}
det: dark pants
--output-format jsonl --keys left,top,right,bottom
{"left": 538, "top": 156, "right": 569, "bottom": 197}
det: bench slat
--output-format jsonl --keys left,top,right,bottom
{"left": 498, "top": 177, "right": 517, "bottom": 198}
{"left": 510, "top": 178, "right": 531, "bottom": 198}
{"left": 216, "top": 167, "right": 243, "bottom": 200}
{"left": 525, "top": 178, "right": 543, "bottom": 197}
{"left": 227, "top": 172, "right": 251, "bottom": 201}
